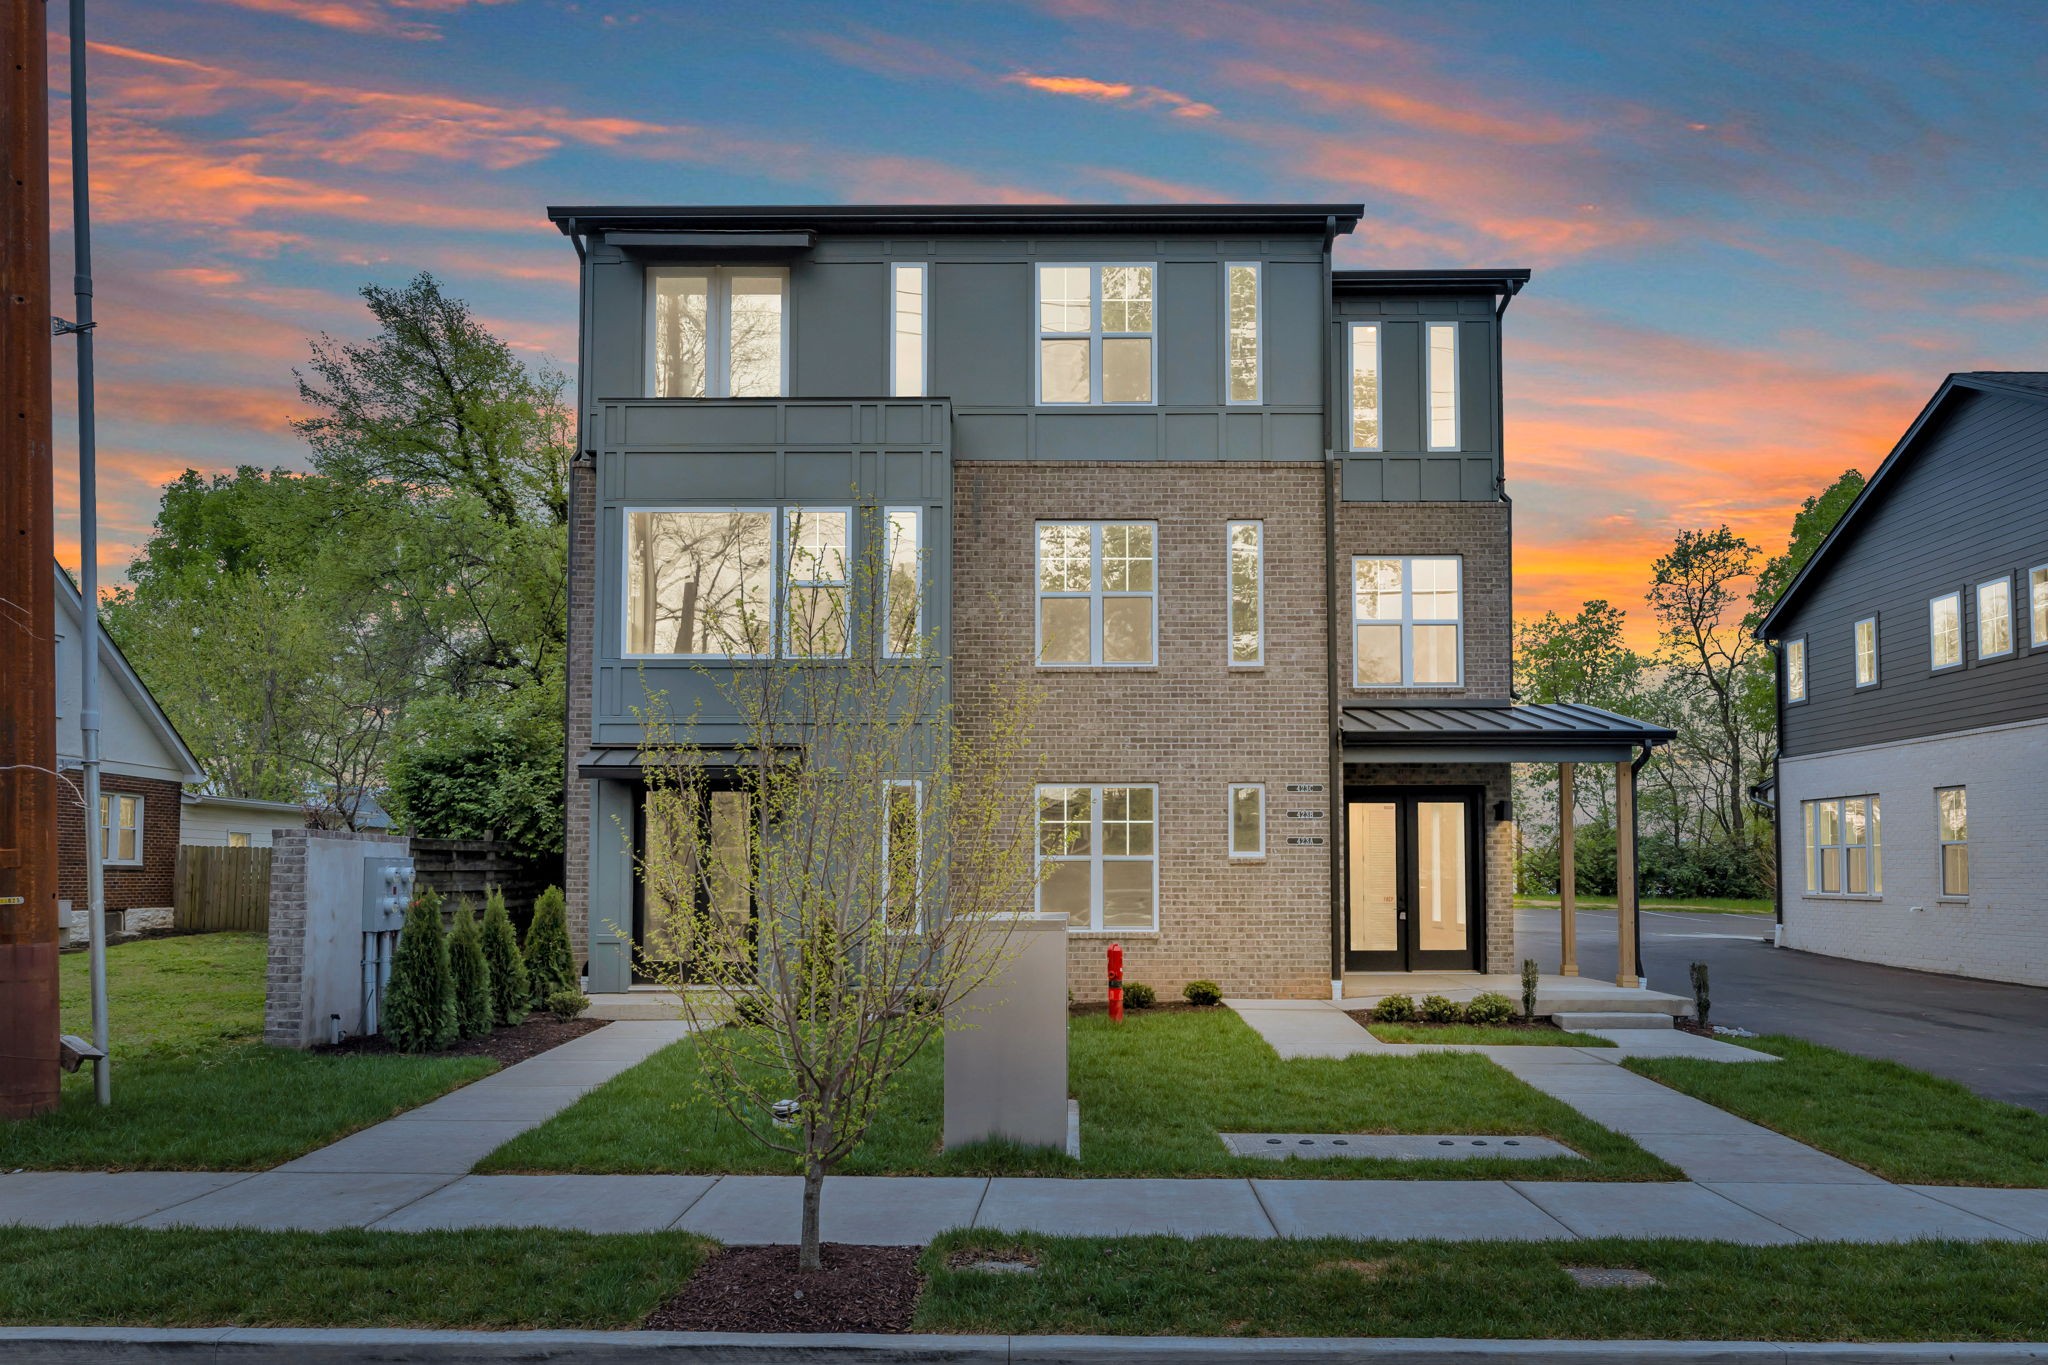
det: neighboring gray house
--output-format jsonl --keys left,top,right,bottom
{"left": 547, "top": 202, "right": 1671, "bottom": 1000}
{"left": 1758, "top": 372, "right": 2048, "bottom": 987}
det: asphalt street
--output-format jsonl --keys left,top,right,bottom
{"left": 1515, "top": 906, "right": 2048, "bottom": 1112}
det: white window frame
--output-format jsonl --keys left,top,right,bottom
{"left": 1784, "top": 636, "right": 1808, "bottom": 704}
{"left": 99, "top": 792, "right": 143, "bottom": 867}
{"left": 1034, "top": 263, "right": 1157, "bottom": 407}
{"left": 1347, "top": 321, "right": 1382, "bottom": 452}
{"left": 1227, "top": 782, "right": 1265, "bottom": 860}
{"left": 1929, "top": 591, "right": 1964, "bottom": 672}
{"left": 782, "top": 506, "right": 853, "bottom": 660}
{"left": 621, "top": 505, "right": 777, "bottom": 661}
{"left": 882, "top": 506, "right": 923, "bottom": 659}
{"left": 1425, "top": 321, "right": 1459, "bottom": 451}
{"left": 882, "top": 778, "right": 924, "bottom": 931}
{"left": 2030, "top": 564, "right": 2048, "bottom": 651}
{"left": 1976, "top": 575, "right": 2014, "bottom": 660}
{"left": 889, "top": 262, "right": 927, "bottom": 399}
{"left": 1801, "top": 794, "right": 1881, "bottom": 899}
{"left": 1034, "top": 521, "right": 1158, "bottom": 668}
{"left": 1035, "top": 783, "right": 1160, "bottom": 933}
{"left": 1351, "top": 555, "right": 1464, "bottom": 689}
{"left": 1224, "top": 261, "right": 1261, "bottom": 405}
{"left": 1935, "top": 785, "right": 1969, "bottom": 899}
{"left": 643, "top": 266, "right": 789, "bottom": 399}
{"left": 226, "top": 831, "right": 252, "bottom": 848}
{"left": 1226, "top": 520, "right": 1263, "bottom": 668}
{"left": 1853, "top": 616, "right": 1879, "bottom": 689}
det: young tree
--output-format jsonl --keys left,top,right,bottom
{"left": 447, "top": 898, "right": 495, "bottom": 1040}
{"left": 1647, "top": 526, "right": 1765, "bottom": 840}
{"left": 523, "top": 885, "right": 577, "bottom": 1005}
{"left": 479, "top": 886, "right": 530, "bottom": 1026}
{"left": 634, "top": 507, "right": 1042, "bottom": 1273}
{"left": 383, "top": 887, "right": 456, "bottom": 1052}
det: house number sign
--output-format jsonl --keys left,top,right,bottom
{"left": 1285, "top": 835, "right": 1326, "bottom": 847}
{"left": 1285, "top": 809, "right": 1325, "bottom": 820}
{"left": 1285, "top": 783, "right": 1325, "bottom": 793}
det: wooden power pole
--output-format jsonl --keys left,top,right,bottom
{"left": 1, "top": 0, "right": 62, "bottom": 1119}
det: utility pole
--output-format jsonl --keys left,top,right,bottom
{"left": 1, "top": 0, "right": 64, "bottom": 1120}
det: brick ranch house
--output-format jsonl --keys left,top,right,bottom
{"left": 549, "top": 202, "right": 1671, "bottom": 1001}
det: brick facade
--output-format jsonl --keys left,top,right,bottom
{"left": 564, "top": 455, "right": 596, "bottom": 970}
{"left": 56, "top": 770, "right": 181, "bottom": 919}
{"left": 1333, "top": 495, "right": 1512, "bottom": 701}
{"left": 1342, "top": 760, "right": 1518, "bottom": 976}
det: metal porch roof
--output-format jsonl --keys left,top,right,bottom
{"left": 1340, "top": 702, "right": 1673, "bottom": 764}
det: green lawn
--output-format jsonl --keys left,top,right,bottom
{"left": 1628, "top": 1034, "right": 2048, "bottom": 1186}
{"left": 1366, "top": 1022, "right": 1614, "bottom": 1047}
{"left": 481, "top": 1008, "right": 1674, "bottom": 1181}
{"left": 916, "top": 1233, "right": 2048, "bottom": 1340}
{"left": 1515, "top": 895, "right": 1771, "bottom": 915}
{"left": 0, "top": 934, "right": 494, "bottom": 1170}
{"left": 0, "top": 1227, "right": 709, "bottom": 1329}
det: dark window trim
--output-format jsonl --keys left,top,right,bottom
{"left": 1929, "top": 590, "right": 1965, "bottom": 676}
{"left": 2029, "top": 563, "right": 2048, "bottom": 654}
{"left": 1975, "top": 572, "right": 2017, "bottom": 662}
{"left": 1853, "top": 612, "right": 1881, "bottom": 692}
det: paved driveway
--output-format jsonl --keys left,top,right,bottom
{"left": 1515, "top": 907, "right": 2048, "bottom": 1112}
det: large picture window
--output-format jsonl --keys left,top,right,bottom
{"left": 1036, "top": 522, "right": 1157, "bottom": 667}
{"left": 1036, "top": 264, "right": 1154, "bottom": 405}
{"left": 1037, "top": 784, "right": 1158, "bottom": 931}
{"left": 625, "top": 508, "right": 775, "bottom": 656}
{"left": 99, "top": 793, "right": 142, "bottom": 866}
{"left": 647, "top": 267, "right": 786, "bottom": 398}
{"left": 1227, "top": 521, "right": 1263, "bottom": 667}
{"left": 1352, "top": 555, "right": 1461, "bottom": 687}
{"left": 1936, "top": 786, "right": 1968, "bottom": 897}
{"left": 1348, "top": 322, "right": 1381, "bottom": 451}
{"left": 1802, "top": 794, "right": 1881, "bottom": 897}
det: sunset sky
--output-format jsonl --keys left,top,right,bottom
{"left": 45, "top": 0, "right": 2048, "bottom": 644}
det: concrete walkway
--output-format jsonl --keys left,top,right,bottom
{"left": 1225, "top": 997, "right": 1772, "bottom": 1063}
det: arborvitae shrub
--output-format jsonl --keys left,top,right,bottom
{"left": 383, "top": 886, "right": 456, "bottom": 1053}
{"left": 523, "top": 885, "right": 577, "bottom": 1005}
{"left": 447, "top": 897, "right": 494, "bottom": 1041}
{"left": 480, "top": 886, "right": 530, "bottom": 1026}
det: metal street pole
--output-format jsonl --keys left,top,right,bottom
{"left": 0, "top": 0, "right": 64, "bottom": 1121}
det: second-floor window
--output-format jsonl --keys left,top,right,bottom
{"left": 1227, "top": 521, "right": 1263, "bottom": 667}
{"left": 1427, "top": 322, "right": 1459, "bottom": 450}
{"left": 1036, "top": 522, "right": 1157, "bottom": 667}
{"left": 1929, "top": 591, "right": 1963, "bottom": 671}
{"left": 891, "top": 264, "right": 926, "bottom": 398}
{"left": 1977, "top": 576, "right": 2013, "bottom": 659}
{"left": 1226, "top": 263, "right": 1260, "bottom": 403}
{"left": 648, "top": 267, "right": 786, "bottom": 399}
{"left": 1785, "top": 637, "right": 1808, "bottom": 702}
{"left": 2031, "top": 565, "right": 2048, "bottom": 647}
{"left": 1348, "top": 322, "right": 1381, "bottom": 450}
{"left": 1353, "top": 556, "right": 1461, "bottom": 687}
{"left": 1037, "top": 264, "right": 1154, "bottom": 405}
{"left": 1854, "top": 617, "right": 1879, "bottom": 688}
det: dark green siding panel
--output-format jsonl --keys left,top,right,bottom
{"left": 931, "top": 262, "right": 1030, "bottom": 408}
{"left": 792, "top": 261, "right": 884, "bottom": 396}
{"left": 1171, "top": 412, "right": 1221, "bottom": 459}
{"left": 1161, "top": 260, "right": 1219, "bottom": 407}
{"left": 1458, "top": 319, "right": 1491, "bottom": 455}
{"left": 1382, "top": 321, "right": 1423, "bottom": 452}
{"left": 1036, "top": 413, "right": 1158, "bottom": 460}
{"left": 954, "top": 413, "right": 1027, "bottom": 459}
{"left": 1270, "top": 412, "right": 1323, "bottom": 460}
{"left": 1421, "top": 458, "right": 1463, "bottom": 501}
{"left": 1265, "top": 262, "right": 1325, "bottom": 407}
{"left": 589, "top": 255, "right": 644, "bottom": 399}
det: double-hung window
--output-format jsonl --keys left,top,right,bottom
{"left": 647, "top": 267, "right": 786, "bottom": 398}
{"left": 890, "top": 264, "right": 926, "bottom": 398}
{"left": 99, "top": 793, "right": 142, "bottom": 866}
{"left": 1348, "top": 322, "right": 1381, "bottom": 450}
{"left": 1854, "top": 618, "right": 1879, "bottom": 688}
{"left": 1036, "top": 522, "right": 1156, "bottom": 666}
{"left": 1037, "top": 783, "right": 1157, "bottom": 930}
{"left": 883, "top": 507, "right": 923, "bottom": 657}
{"left": 1037, "top": 264, "right": 1154, "bottom": 404}
{"left": 1785, "top": 637, "right": 1808, "bottom": 703}
{"left": 2031, "top": 565, "right": 2048, "bottom": 648}
{"left": 1228, "top": 783, "right": 1264, "bottom": 859}
{"left": 1426, "top": 322, "right": 1459, "bottom": 449}
{"left": 1936, "top": 786, "right": 1968, "bottom": 897}
{"left": 784, "top": 508, "right": 851, "bottom": 658}
{"left": 1352, "top": 556, "right": 1461, "bottom": 687}
{"left": 1225, "top": 263, "right": 1260, "bottom": 403}
{"left": 1802, "top": 795, "right": 1881, "bottom": 896}
{"left": 1227, "top": 521, "right": 1263, "bottom": 667}
{"left": 1929, "top": 591, "right": 1963, "bottom": 670}
{"left": 1977, "top": 576, "right": 2014, "bottom": 659}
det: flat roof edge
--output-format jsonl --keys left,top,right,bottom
{"left": 547, "top": 203, "right": 1365, "bottom": 236}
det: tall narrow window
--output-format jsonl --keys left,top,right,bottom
{"left": 1803, "top": 795, "right": 1881, "bottom": 896}
{"left": 1426, "top": 322, "right": 1459, "bottom": 449}
{"left": 1785, "top": 637, "right": 1807, "bottom": 702}
{"left": 648, "top": 267, "right": 786, "bottom": 398}
{"left": 99, "top": 793, "right": 142, "bottom": 866}
{"left": 1227, "top": 521, "right": 1263, "bottom": 667}
{"left": 626, "top": 508, "right": 775, "bottom": 657}
{"left": 1977, "top": 576, "right": 2013, "bottom": 658}
{"left": 1936, "top": 786, "right": 1968, "bottom": 896}
{"left": 1225, "top": 263, "right": 1260, "bottom": 403}
{"left": 1930, "top": 592, "right": 1963, "bottom": 670}
{"left": 1228, "top": 783, "right": 1264, "bottom": 859}
{"left": 784, "top": 508, "right": 850, "bottom": 658}
{"left": 883, "top": 507, "right": 923, "bottom": 658}
{"left": 1854, "top": 617, "right": 1879, "bottom": 688}
{"left": 1037, "top": 264, "right": 1154, "bottom": 405}
{"left": 1348, "top": 322, "right": 1381, "bottom": 450}
{"left": 1352, "top": 556, "right": 1462, "bottom": 687}
{"left": 1036, "top": 522, "right": 1156, "bottom": 666}
{"left": 891, "top": 263, "right": 926, "bottom": 398}
{"left": 1037, "top": 783, "right": 1157, "bottom": 931}
{"left": 883, "top": 779, "right": 922, "bottom": 929}
{"left": 2031, "top": 565, "right": 2048, "bottom": 647}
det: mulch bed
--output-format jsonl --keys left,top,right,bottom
{"left": 319, "top": 1014, "right": 608, "bottom": 1065}
{"left": 1344, "top": 1010, "right": 1570, "bottom": 1035}
{"left": 644, "top": 1244, "right": 924, "bottom": 1334}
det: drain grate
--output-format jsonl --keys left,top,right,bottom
{"left": 1219, "top": 1133, "right": 1580, "bottom": 1161}
{"left": 1566, "top": 1267, "right": 1659, "bottom": 1289}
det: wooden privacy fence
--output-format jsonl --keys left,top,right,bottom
{"left": 174, "top": 845, "right": 273, "bottom": 932}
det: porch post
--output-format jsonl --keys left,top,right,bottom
{"left": 1557, "top": 762, "right": 1578, "bottom": 977}
{"left": 1614, "top": 758, "right": 1639, "bottom": 988}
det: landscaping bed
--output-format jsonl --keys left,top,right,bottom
{"left": 479, "top": 1007, "right": 1676, "bottom": 1181}
{"left": 643, "top": 1244, "right": 922, "bottom": 1334}
{"left": 322, "top": 1014, "right": 607, "bottom": 1066}
{"left": 1346, "top": 1012, "right": 1614, "bottom": 1047}
{"left": 1627, "top": 1034, "right": 2048, "bottom": 1186}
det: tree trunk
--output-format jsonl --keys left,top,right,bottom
{"left": 799, "top": 1155, "right": 825, "bottom": 1272}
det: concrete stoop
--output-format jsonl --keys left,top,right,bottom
{"left": 1552, "top": 1011, "right": 1674, "bottom": 1031}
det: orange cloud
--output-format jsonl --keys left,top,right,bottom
{"left": 1003, "top": 72, "right": 1218, "bottom": 119}
{"left": 1226, "top": 63, "right": 1593, "bottom": 146}
{"left": 197, "top": 0, "right": 513, "bottom": 40}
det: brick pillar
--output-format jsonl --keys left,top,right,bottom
{"left": 563, "top": 455, "right": 595, "bottom": 971}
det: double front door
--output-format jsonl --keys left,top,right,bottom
{"left": 1345, "top": 788, "right": 1482, "bottom": 972}
{"left": 634, "top": 786, "right": 753, "bottom": 983}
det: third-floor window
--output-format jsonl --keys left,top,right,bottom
{"left": 647, "top": 267, "right": 787, "bottom": 399}
{"left": 1037, "top": 264, "right": 1154, "bottom": 405}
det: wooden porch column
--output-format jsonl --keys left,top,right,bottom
{"left": 1614, "top": 758, "right": 1639, "bottom": 988}
{"left": 1557, "top": 763, "right": 1578, "bottom": 977}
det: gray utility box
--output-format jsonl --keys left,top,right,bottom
{"left": 944, "top": 912, "right": 1070, "bottom": 1152}
{"left": 363, "top": 857, "right": 415, "bottom": 932}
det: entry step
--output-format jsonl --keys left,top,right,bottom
{"left": 1552, "top": 1011, "right": 1674, "bottom": 1031}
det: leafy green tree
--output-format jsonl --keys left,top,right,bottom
{"left": 1647, "top": 526, "right": 1765, "bottom": 839}
{"left": 523, "top": 886, "right": 577, "bottom": 1004}
{"left": 479, "top": 887, "right": 530, "bottom": 1026}
{"left": 383, "top": 887, "right": 457, "bottom": 1052}
{"left": 1748, "top": 468, "right": 1866, "bottom": 627}
{"left": 447, "top": 898, "right": 495, "bottom": 1041}
{"left": 384, "top": 677, "right": 566, "bottom": 856}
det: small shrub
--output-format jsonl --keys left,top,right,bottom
{"left": 1419, "top": 994, "right": 1462, "bottom": 1024}
{"left": 543, "top": 987, "right": 588, "bottom": 1020}
{"left": 383, "top": 887, "right": 456, "bottom": 1053}
{"left": 1182, "top": 980, "right": 1223, "bottom": 1008}
{"left": 1690, "top": 960, "right": 1711, "bottom": 1028}
{"left": 1467, "top": 991, "right": 1515, "bottom": 1025}
{"left": 1122, "top": 982, "right": 1156, "bottom": 1010}
{"left": 447, "top": 896, "right": 495, "bottom": 1041}
{"left": 1521, "top": 958, "right": 1540, "bottom": 1019}
{"left": 479, "top": 886, "right": 529, "bottom": 1026}
{"left": 1373, "top": 992, "right": 1416, "bottom": 1022}
{"left": 523, "top": 886, "right": 577, "bottom": 1005}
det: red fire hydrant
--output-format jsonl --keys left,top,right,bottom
{"left": 1107, "top": 941, "right": 1124, "bottom": 1023}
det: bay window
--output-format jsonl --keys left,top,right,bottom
{"left": 1037, "top": 264, "right": 1154, "bottom": 404}
{"left": 625, "top": 508, "right": 775, "bottom": 657}
{"left": 1037, "top": 783, "right": 1158, "bottom": 931}
{"left": 784, "top": 508, "right": 850, "bottom": 658}
{"left": 1352, "top": 555, "right": 1462, "bottom": 687}
{"left": 1036, "top": 522, "right": 1157, "bottom": 666}
{"left": 647, "top": 267, "right": 786, "bottom": 398}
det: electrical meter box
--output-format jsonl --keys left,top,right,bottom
{"left": 362, "top": 856, "right": 415, "bottom": 932}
